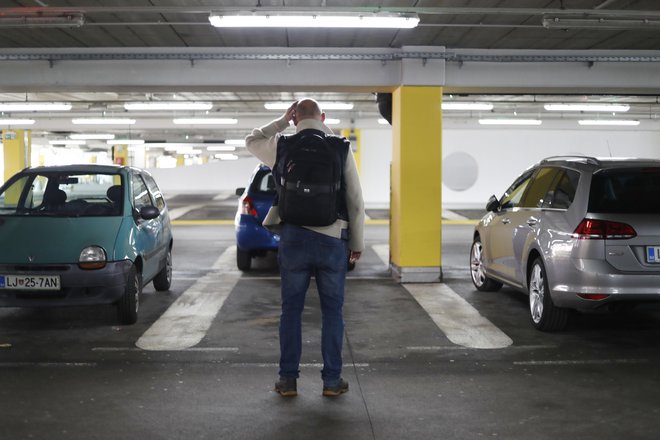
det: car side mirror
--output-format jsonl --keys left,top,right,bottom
{"left": 486, "top": 195, "right": 500, "bottom": 212}
{"left": 235, "top": 187, "right": 245, "bottom": 196}
{"left": 140, "top": 205, "right": 160, "bottom": 220}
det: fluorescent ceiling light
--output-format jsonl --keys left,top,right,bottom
{"left": 207, "top": 146, "right": 236, "bottom": 152}
{"left": 578, "top": 120, "right": 640, "bottom": 126}
{"left": 442, "top": 102, "right": 494, "bottom": 111}
{"left": 49, "top": 140, "right": 86, "bottom": 145}
{"left": 0, "top": 118, "right": 35, "bottom": 125}
{"left": 73, "top": 118, "right": 136, "bottom": 125}
{"left": 215, "top": 154, "right": 239, "bottom": 161}
{"left": 264, "top": 102, "right": 354, "bottom": 110}
{"left": 325, "top": 118, "right": 341, "bottom": 125}
{"left": 0, "top": 102, "right": 72, "bottom": 112}
{"left": 69, "top": 133, "right": 115, "bottom": 140}
{"left": 0, "top": 13, "right": 84, "bottom": 28}
{"left": 209, "top": 12, "right": 419, "bottom": 29}
{"left": 544, "top": 103, "right": 630, "bottom": 112}
{"left": 224, "top": 139, "right": 247, "bottom": 146}
{"left": 106, "top": 139, "right": 145, "bottom": 145}
{"left": 173, "top": 118, "right": 238, "bottom": 125}
{"left": 479, "top": 119, "right": 542, "bottom": 126}
{"left": 124, "top": 102, "right": 213, "bottom": 111}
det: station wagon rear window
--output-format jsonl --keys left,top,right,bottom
{"left": 589, "top": 168, "right": 660, "bottom": 214}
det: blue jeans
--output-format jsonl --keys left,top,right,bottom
{"left": 277, "top": 223, "right": 348, "bottom": 387}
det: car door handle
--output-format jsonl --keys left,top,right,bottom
{"left": 501, "top": 218, "right": 511, "bottom": 224}
{"left": 527, "top": 217, "right": 538, "bottom": 226}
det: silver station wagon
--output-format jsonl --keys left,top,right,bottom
{"left": 470, "top": 156, "right": 660, "bottom": 331}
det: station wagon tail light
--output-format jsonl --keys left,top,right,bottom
{"left": 79, "top": 246, "right": 107, "bottom": 269}
{"left": 240, "top": 196, "right": 258, "bottom": 217}
{"left": 572, "top": 219, "right": 637, "bottom": 239}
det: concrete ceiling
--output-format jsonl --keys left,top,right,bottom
{"left": 1, "top": 1, "right": 659, "bottom": 154}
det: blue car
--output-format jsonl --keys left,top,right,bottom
{"left": 0, "top": 164, "right": 173, "bottom": 324}
{"left": 234, "top": 164, "right": 279, "bottom": 271}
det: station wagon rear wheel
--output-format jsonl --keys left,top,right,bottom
{"left": 118, "top": 264, "right": 141, "bottom": 325}
{"left": 528, "top": 258, "right": 568, "bottom": 332}
{"left": 470, "top": 236, "right": 502, "bottom": 292}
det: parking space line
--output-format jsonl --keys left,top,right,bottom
{"left": 93, "top": 347, "right": 239, "bottom": 352}
{"left": 136, "top": 246, "right": 239, "bottom": 351}
{"left": 404, "top": 283, "right": 514, "bottom": 349}
{"left": 514, "top": 358, "right": 648, "bottom": 366}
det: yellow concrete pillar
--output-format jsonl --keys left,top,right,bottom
{"left": 176, "top": 155, "right": 185, "bottom": 167}
{"left": 390, "top": 86, "right": 443, "bottom": 283}
{"left": 340, "top": 128, "right": 361, "bottom": 174}
{"left": 112, "top": 144, "right": 128, "bottom": 166}
{"left": 3, "top": 129, "right": 31, "bottom": 180}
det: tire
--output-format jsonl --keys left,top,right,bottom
{"left": 237, "top": 248, "right": 252, "bottom": 271}
{"left": 153, "top": 248, "right": 172, "bottom": 291}
{"left": 470, "top": 236, "right": 503, "bottom": 292}
{"left": 528, "top": 257, "right": 569, "bottom": 331}
{"left": 117, "top": 264, "right": 141, "bottom": 325}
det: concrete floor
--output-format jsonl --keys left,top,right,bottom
{"left": 1, "top": 199, "right": 660, "bottom": 440}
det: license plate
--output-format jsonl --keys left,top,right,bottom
{"left": 0, "top": 274, "right": 61, "bottom": 291}
{"left": 646, "top": 246, "right": 660, "bottom": 263}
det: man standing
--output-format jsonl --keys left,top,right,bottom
{"left": 245, "top": 99, "right": 365, "bottom": 397}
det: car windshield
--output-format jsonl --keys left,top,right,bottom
{"left": 0, "top": 172, "right": 123, "bottom": 217}
{"left": 589, "top": 167, "right": 660, "bottom": 214}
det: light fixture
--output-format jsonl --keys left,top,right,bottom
{"left": 215, "top": 154, "right": 239, "bottom": 161}
{"left": 544, "top": 103, "right": 630, "bottom": 112}
{"left": 173, "top": 118, "right": 238, "bottom": 125}
{"left": 73, "top": 118, "right": 136, "bottom": 125}
{"left": 542, "top": 16, "right": 660, "bottom": 31}
{"left": 0, "top": 118, "right": 35, "bottom": 125}
{"left": 0, "top": 102, "right": 72, "bottom": 112}
{"left": 264, "top": 102, "right": 354, "bottom": 110}
{"left": 479, "top": 119, "right": 542, "bottom": 126}
{"left": 578, "top": 120, "right": 640, "bottom": 126}
{"left": 209, "top": 11, "right": 419, "bottom": 29}
{"left": 442, "top": 102, "right": 494, "bottom": 111}
{"left": 324, "top": 118, "right": 341, "bottom": 125}
{"left": 106, "top": 139, "right": 145, "bottom": 145}
{"left": 207, "top": 146, "right": 236, "bottom": 152}
{"left": 124, "top": 102, "right": 213, "bottom": 111}
{"left": 0, "top": 13, "right": 84, "bottom": 28}
{"left": 69, "top": 133, "right": 116, "bottom": 140}
{"left": 224, "top": 139, "right": 247, "bottom": 146}
{"left": 48, "top": 140, "right": 86, "bottom": 145}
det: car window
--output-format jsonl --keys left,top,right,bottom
{"left": 500, "top": 169, "right": 534, "bottom": 210}
{"left": 543, "top": 169, "right": 580, "bottom": 210}
{"left": 142, "top": 173, "right": 166, "bottom": 211}
{"left": 132, "top": 174, "right": 154, "bottom": 211}
{"left": 0, "top": 172, "right": 121, "bottom": 217}
{"left": 589, "top": 167, "right": 660, "bottom": 214}
{"left": 521, "top": 167, "right": 562, "bottom": 208}
{"left": 250, "top": 170, "right": 277, "bottom": 195}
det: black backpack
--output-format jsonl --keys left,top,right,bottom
{"left": 274, "top": 129, "right": 349, "bottom": 226}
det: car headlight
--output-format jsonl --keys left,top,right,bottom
{"left": 79, "top": 246, "right": 107, "bottom": 270}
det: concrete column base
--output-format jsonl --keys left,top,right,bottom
{"left": 391, "top": 264, "right": 443, "bottom": 284}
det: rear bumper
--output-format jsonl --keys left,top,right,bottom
{"left": 235, "top": 215, "right": 279, "bottom": 252}
{"left": 0, "top": 260, "right": 132, "bottom": 307}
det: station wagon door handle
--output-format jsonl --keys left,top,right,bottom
{"left": 501, "top": 218, "right": 511, "bottom": 224}
{"left": 527, "top": 217, "right": 538, "bottom": 226}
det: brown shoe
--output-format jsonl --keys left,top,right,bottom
{"left": 322, "top": 378, "right": 349, "bottom": 397}
{"left": 275, "top": 376, "right": 297, "bottom": 397}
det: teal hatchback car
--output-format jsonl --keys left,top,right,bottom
{"left": 0, "top": 164, "right": 173, "bottom": 324}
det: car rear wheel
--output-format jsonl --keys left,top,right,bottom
{"left": 237, "top": 248, "right": 252, "bottom": 271}
{"left": 470, "top": 237, "right": 502, "bottom": 292}
{"left": 528, "top": 258, "right": 569, "bottom": 331}
{"left": 118, "top": 264, "right": 141, "bottom": 325}
{"left": 153, "top": 248, "right": 172, "bottom": 291}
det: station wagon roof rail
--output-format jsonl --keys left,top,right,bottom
{"left": 540, "top": 156, "right": 601, "bottom": 166}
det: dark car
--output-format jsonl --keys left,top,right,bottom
{"left": 234, "top": 164, "right": 280, "bottom": 271}
{"left": 0, "top": 164, "right": 173, "bottom": 324}
{"left": 470, "top": 156, "right": 660, "bottom": 331}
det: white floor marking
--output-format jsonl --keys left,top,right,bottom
{"left": 229, "top": 363, "right": 369, "bottom": 368}
{"left": 0, "top": 362, "right": 97, "bottom": 368}
{"left": 168, "top": 203, "right": 206, "bottom": 220}
{"left": 136, "top": 246, "right": 240, "bottom": 351}
{"left": 93, "top": 347, "right": 239, "bottom": 352}
{"left": 514, "top": 358, "right": 648, "bottom": 366}
{"left": 372, "top": 244, "right": 513, "bottom": 349}
{"left": 403, "top": 283, "right": 513, "bottom": 349}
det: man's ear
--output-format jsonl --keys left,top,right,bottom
{"left": 320, "top": 112, "right": 326, "bottom": 122}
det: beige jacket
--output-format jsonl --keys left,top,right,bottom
{"left": 245, "top": 115, "right": 365, "bottom": 253}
